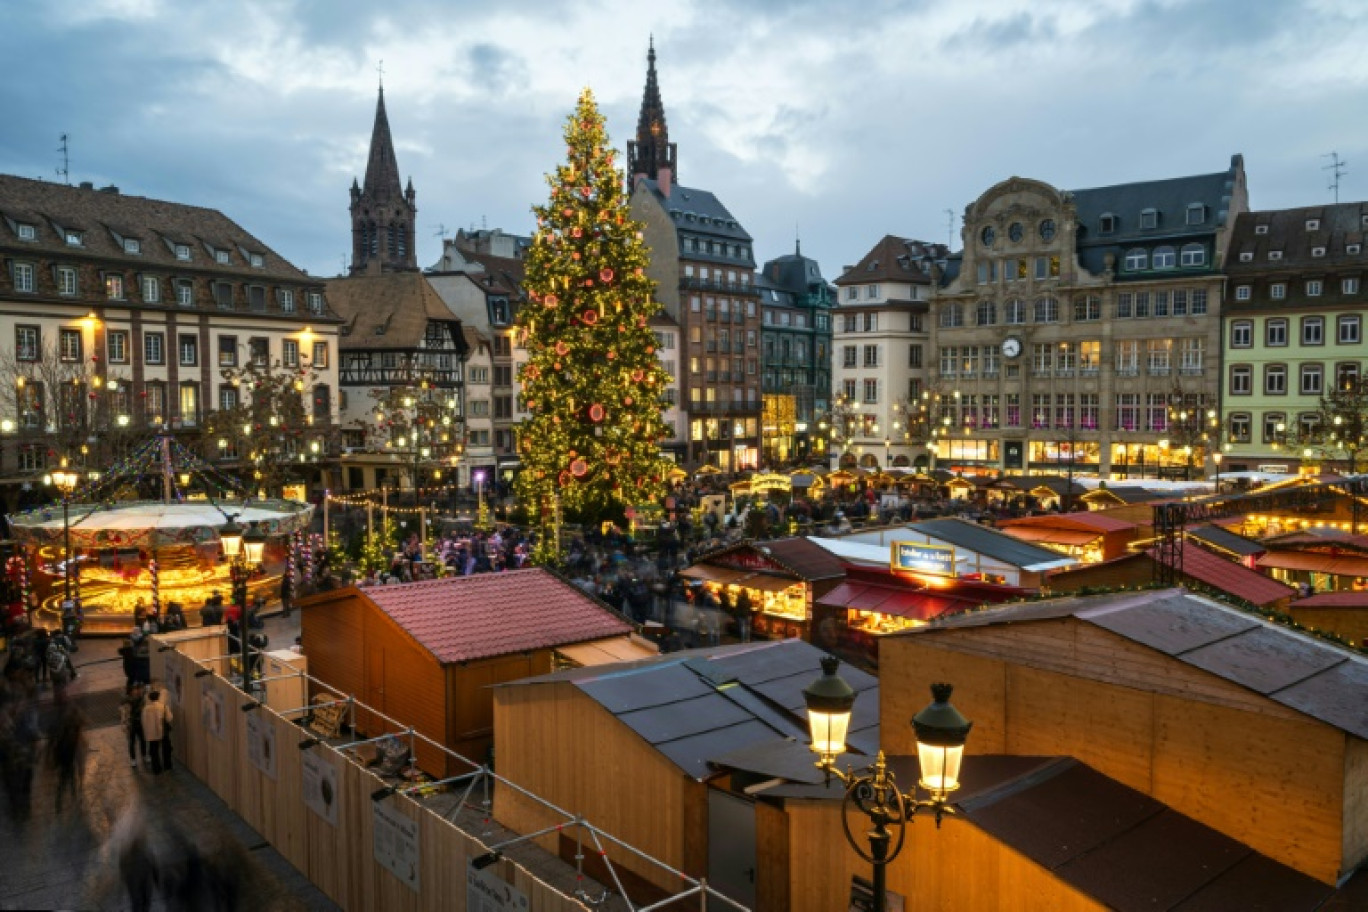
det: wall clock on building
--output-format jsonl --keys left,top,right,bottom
{"left": 981, "top": 226, "right": 996, "bottom": 247}
{"left": 1002, "top": 336, "right": 1023, "bottom": 359}
{"left": 1008, "top": 222, "right": 1024, "bottom": 243}
{"left": 1039, "top": 219, "right": 1056, "bottom": 241}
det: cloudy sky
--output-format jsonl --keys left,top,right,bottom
{"left": 2, "top": 0, "right": 1365, "bottom": 279}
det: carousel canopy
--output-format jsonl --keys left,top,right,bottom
{"left": 8, "top": 499, "right": 313, "bottom": 550}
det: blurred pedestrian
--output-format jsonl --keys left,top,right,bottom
{"left": 111, "top": 804, "right": 158, "bottom": 912}
{"left": 121, "top": 682, "right": 149, "bottom": 769}
{"left": 47, "top": 690, "right": 85, "bottom": 813}
{"left": 140, "top": 688, "right": 173, "bottom": 775}
{"left": 0, "top": 693, "right": 38, "bottom": 824}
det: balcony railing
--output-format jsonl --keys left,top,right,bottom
{"left": 686, "top": 401, "right": 763, "bottom": 414}
{"left": 681, "top": 277, "right": 760, "bottom": 297}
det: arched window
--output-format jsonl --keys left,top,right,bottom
{"left": 1123, "top": 248, "right": 1148, "bottom": 271}
{"left": 1004, "top": 298, "right": 1025, "bottom": 325}
{"left": 1180, "top": 243, "right": 1205, "bottom": 267}
{"left": 1032, "top": 297, "right": 1059, "bottom": 323}
{"left": 1152, "top": 246, "right": 1176, "bottom": 269}
{"left": 859, "top": 453, "right": 879, "bottom": 468}
{"left": 976, "top": 300, "right": 996, "bottom": 326}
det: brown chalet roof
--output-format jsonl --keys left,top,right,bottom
{"left": 1146, "top": 543, "right": 1296, "bottom": 607}
{"left": 1257, "top": 551, "right": 1368, "bottom": 578}
{"left": 1227, "top": 202, "right": 1368, "bottom": 277}
{"left": 696, "top": 537, "right": 846, "bottom": 582}
{"left": 834, "top": 235, "right": 946, "bottom": 286}
{"left": 327, "top": 272, "right": 458, "bottom": 350}
{"left": 355, "top": 568, "right": 633, "bottom": 664}
{"left": 910, "top": 588, "right": 1368, "bottom": 740}
{"left": 1292, "top": 591, "right": 1368, "bottom": 609}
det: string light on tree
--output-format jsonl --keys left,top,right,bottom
{"left": 515, "top": 89, "right": 670, "bottom": 552}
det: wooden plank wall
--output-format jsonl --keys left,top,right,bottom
{"left": 753, "top": 799, "right": 790, "bottom": 912}
{"left": 881, "top": 630, "right": 1351, "bottom": 884}
{"left": 1343, "top": 737, "right": 1368, "bottom": 877}
{"left": 160, "top": 636, "right": 592, "bottom": 912}
{"left": 781, "top": 799, "right": 1106, "bottom": 912}
{"left": 493, "top": 682, "right": 705, "bottom": 894}
{"left": 449, "top": 650, "right": 553, "bottom": 767}
{"left": 1289, "top": 606, "right": 1368, "bottom": 648}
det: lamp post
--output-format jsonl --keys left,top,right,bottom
{"left": 474, "top": 470, "right": 488, "bottom": 530}
{"left": 222, "top": 519, "right": 267, "bottom": 695}
{"left": 1212, "top": 451, "right": 1223, "bottom": 492}
{"left": 49, "top": 468, "right": 81, "bottom": 608}
{"left": 804, "top": 657, "right": 972, "bottom": 912}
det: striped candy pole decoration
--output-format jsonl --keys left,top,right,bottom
{"left": 302, "top": 533, "right": 315, "bottom": 586}
{"left": 149, "top": 558, "right": 160, "bottom": 617}
{"left": 289, "top": 531, "right": 300, "bottom": 594}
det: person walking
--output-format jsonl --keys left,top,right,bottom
{"left": 121, "top": 683, "right": 149, "bottom": 769}
{"left": 47, "top": 692, "right": 85, "bottom": 813}
{"left": 140, "top": 689, "right": 173, "bottom": 775}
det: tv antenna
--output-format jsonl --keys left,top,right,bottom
{"left": 434, "top": 224, "right": 449, "bottom": 240}
{"left": 943, "top": 208, "right": 955, "bottom": 248}
{"left": 1324, "top": 152, "right": 1347, "bottom": 204}
{"left": 57, "top": 134, "right": 70, "bottom": 185}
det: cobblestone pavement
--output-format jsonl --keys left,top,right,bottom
{"left": 0, "top": 614, "right": 339, "bottom": 911}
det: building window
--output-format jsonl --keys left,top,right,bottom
{"left": 1231, "top": 320, "right": 1253, "bottom": 347}
{"left": 278, "top": 289, "right": 296, "bottom": 313}
{"left": 1073, "top": 295, "right": 1100, "bottom": 321}
{"left": 176, "top": 281, "right": 194, "bottom": 307}
{"left": 1338, "top": 315, "right": 1361, "bottom": 345}
{"left": 308, "top": 292, "right": 324, "bottom": 314}
{"left": 1312, "top": 247, "right": 1327, "bottom": 258}
{"left": 64, "top": 229, "right": 83, "bottom": 246}
{"left": 144, "top": 332, "right": 165, "bottom": 365}
{"left": 108, "top": 330, "right": 128, "bottom": 364}
{"left": 1307, "top": 280, "right": 1323, "bottom": 297}
{"left": 1180, "top": 338, "right": 1204, "bottom": 373}
{"left": 250, "top": 252, "right": 264, "bottom": 268}
{"left": 1235, "top": 285, "right": 1251, "bottom": 301}
{"left": 1229, "top": 413, "right": 1252, "bottom": 444}
{"left": 1139, "top": 209, "right": 1158, "bottom": 230}
{"left": 1099, "top": 214, "right": 1117, "bottom": 234}
{"left": 213, "top": 283, "right": 233, "bottom": 309}
{"left": 1123, "top": 249, "right": 1147, "bottom": 271}
{"left": 938, "top": 303, "right": 964, "bottom": 328}
{"left": 1115, "top": 340, "right": 1139, "bottom": 375}
{"left": 248, "top": 286, "right": 266, "bottom": 311}
{"left": 1191, "top": 289, "right": 1208, "bottom": 314}
{"left": 866, "top": 285, "right": 880, "bottom": 299}
{"left": 1337, "top": 362, "right": 1360, "bottom": 390}
{"left": 862, "top": 379, "right": 878, "bottom": 404}
{"left": 12, "top": 262, "right": 35, "bottom": 293}
{"left": 179, "top": 383, "right": 200, "bottom": 426}
{"left": 124, "top": 237, "right": 141, "bottom": 254}
{"left": 141, "top": 275, "right": 160, "bottom": 303}
{"left": 1306, "top": 219, "right": 1321, "bottom": 231}
{"left": 105, "top": 274, "right": 125, "bottom": 299}
{"left": 1229, "top": 365, "right": 1252, "bottom": 395}
{"left": 59, "top": 329, "right": 82, "bottom": 362}
{"left": 1266, "top": 319, "right": 1288, "bottom": 347}
{"left": 16, "top": 223, "right": 35, "bottom": 240}
{"left": 1262, "top": 412, "right": 1286, "bottom": 443}
{"left": 281, "top": 339, "right": 299, "bottom": 367}
{"left": 313, "top": 385, "right": 331, "bottom": 420}
{"left": 1152, "top": 246, "right": 1176, "bottom": 269}
{"left": 249, "top": 338, "right": 268, "bottom": 367}
{"left": 56, "top": 266, "right": 77, "bottom": 295}
{"left": 16, "top": 326, "right": 40, "bottom": 361}
{"left": 1269, "top": 250, "right": 1283, "bottom": 261}
{"left": 862, "top": 345, "right": 879, "bottom": 368}
{"left": 214, "top": 249, "right": 230, "bottom": 265}
{"left": 1004, "top": 299, "right": 1025, "bottom": 324}
{"left": 312, "top": 341, "right": 329, "bottom": 367}
{"left": 1186, "top": 204, "right": 1206, "bottom": 225}
{"left": 1300, "top": 363, "right": 1323, "bottom": 395}
{"left": 1302, "top": 317, "right": 1325, "bottom": 346}
{"left": 845, "top": 287, "right": 857, "bottom": 300}
{"left": 219, "top": 386, "right": 238, "bottom": 412}
{"left": 179, "top": 335, "right": 198, "bottom": 366}
{"left": 1344, "top": 278, "right": 1361, "bottom": 295}
{"left": 1146, "top": 339, "right": 1171, "bottom": 374}
{"left": 976, "top": 261, "right": 996, "bottom": 284}
{"left": 1032, "top": 297, "right": 1059, "bottom": 323}
{"left": 908, "top": 344, "right": 922, "bottom": 368}
{"left": 175, "top": 244, "right": 191, "bottom": 261}
{"left": 1178, "top": 243, "right": 1205, "bottom": 267}
{"left": 975, "top": 300, "right": 996, "bottom": 326}
{"left": 1031, "top": 343, "right": 1052, "bottom": 374}
{"left": 1269, "top": 283, "right": 1286, "bottom": 300}
{"left": 841, "top": 345, "right": 857, "bottom": 368}
{"left": 1265, "top": 364, "right": 1287, "bottom": 395}
{"left": 1116, "top": 394, "right": 1140, "bottom": 431}
{"left": 218, "top": 336, "right": 237, "bottom": 367}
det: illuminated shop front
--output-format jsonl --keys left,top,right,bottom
{"left": 996, "top": 513, "right": 1138, "bottom": 563}
{"left": 1028, "top": 440, "right": 1101, "bottom": 474}
{"left": 680, "top": 538, "right": 845, "bottom": 641}
{"left": 1110, "top": 442, "right": 1208, "bottom": 481}
{"left": 934, "top": 439, "right": 1000, "bottom": 471}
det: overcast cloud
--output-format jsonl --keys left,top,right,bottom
{"left": 2, "top": 0, "right": 1365, "bottom": 279}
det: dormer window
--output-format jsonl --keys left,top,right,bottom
{"left": 249, "top": 253, "right": 264, "bottom": 268}
{"left": 64, "top": 229, "right": 83, "bottom": 246}
{"left": 16, "top": 224, "right": 35, "bottom": 241}
{"left": 1269, "top": 250, "right": 1283, "bottom": 261}
{"left": 1255, "top": 225, "right": 1269, "bottom": 235}
{"left": 1185, "top": 203, "right": 1206, "bottom": 225}
{"left": 214, "top": 249, "right": 230, "bottom": 265}
{"left": 1139, "top": 209, "right": 1158, "bottom": 230}
{"left": 1312, "top": 246, "right": 1326, "bottom": 258}
{"left": 175, "top": 244, "right": 191, "bottom": 261}
{"left": 307, "top": 292, "right": 323, "bottom": 314}
{"left": 1099, "top": 214, "right": 1117, "bottom": 234}
{"left": 1239, "top": 252, "right": 1253, "bottom": 262}
{"left": 1349, "top": 244, "right": 1363, "bottom": 255}
{"left": 123, "top": 238, "right": 141, "bottom": 255}
{"left": 1306, "top": 219, "right": 1321, "bottom": 231}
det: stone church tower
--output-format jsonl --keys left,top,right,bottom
{"left": 349, "top": 86, "right": 417, "bottom": 275}
{"left": 627, "top": 38, "right": 677, "bottom": 196}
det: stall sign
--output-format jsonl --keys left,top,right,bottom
{"left": 467, "top": 863, "right": 530, "bottom": 912}
{"left": 301, "top": 750, "right": 339, "bottom": 826}
{"left": 750, "top": 473, "right": 793, "bottom": 494}
{"left": 892, "top": 542, "right": 956, "bottom": 578}
{"left": 373, "top": 798, "right": 420, "bottom": 892}
{"left": 281, "top": 484, "right": 308, "bottom": 504}
{"left": 715, "top": 549, "right": 789, "bottom": 574}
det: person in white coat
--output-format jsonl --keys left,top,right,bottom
{"left": 140, "top": 690, "right": 173, "bottom": 775}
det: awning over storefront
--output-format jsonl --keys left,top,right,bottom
{"left": 818, "top": 581, "right": 973, "bottom": 622}
{"left": 680, "top": 565, "right": 754, "bottom": 584}
{"left": 1256, "top": 552, "right": 1368, "bottom": 578}
{"left": 998, "top": 527, "right": 1101, "bottom": 548}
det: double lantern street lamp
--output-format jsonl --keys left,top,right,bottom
{"left": 804, "top": 657, "right": 972, "bottom": 912}
{"left": 219, "top": 518, "right": 268, "bottom": 695}
{"left": 48, "top": 468, "right": 82, "bottom": 607}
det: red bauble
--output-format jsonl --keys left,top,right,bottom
{"left": 624, "top": 396, "right": 633, "bottom": 406}
{"left": 599, "top": 268, "right": 614, "bottom": 283}
{"left": 570, "top": 458, "right": 588, "bottom": 477}
{"left": 589, "top": 404, "right": 606, "bottom": 423}
{"left": 631, "top": 369, "right": 644, "bottom": 382}
{"left": 555, "top": 341, "right": 570, "bottom": 356}
{"left": 572, "top": 227, "right": 583, "bottom": 238}
{"left": 559, "top": 471, "right": 571, "bottom": 486}
{"left": 582, "top": 310, "right": 598, "bottom": 325}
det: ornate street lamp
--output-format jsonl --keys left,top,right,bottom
{"left": 804, "top": 657, "right": 973, "bottom": 912}
{"left": 49, "top": 468, "right": 81, "bottom": 608}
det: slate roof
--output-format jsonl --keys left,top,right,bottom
{"left": 907, "top": 518, "right": 1077, "bottom": 571}
{"left": 1146, "top": 543, "right": 1295, "bottom": 608}
{"left": 327, "top": 272, "right": 461, "bottom": 350}
{"left": 640, "top": 178, "right": 754, "bottom": 252}
{"left": 504, "top": 639, "right": 879, "bottom": 781}
{"left": 694, "top": 537, "right": 847, "bottom": 582}
{"left": 1068, "top": 155, "right": 1242, "bottom": 277}
{"left": 358, "top": 568, "right": 633, "bottom": 664}
{"left": 455, "top": 250, "right": 527, "bottom": 298}
{"left": 1226, "top": 201, "right": 1368, "bottom": 275}
{"left": 913, "top": 588, "right": 1368, "bottom": 740}
{"left": 761, "top": 245, "right": 834, "bottom": 297}
{"left": 0, "top": 174, "right": 325, "bottom": 287}
{"left": 1187, "top": 524, "right": 1267, "bottom": 557}
{"left": 834, "top": 235, "right": 948, "bottom": 286}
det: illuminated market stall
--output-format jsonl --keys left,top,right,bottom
{"left": 996, "top": 512, "right": 1139, "bottom": 563}
{"left": 680, "top": 538, "right": 846, "bottom": 641}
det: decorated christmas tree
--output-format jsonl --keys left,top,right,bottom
{"left": 515, "top": 89, "right": 670, "bottom": 536}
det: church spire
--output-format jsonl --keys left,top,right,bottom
{"left": 350, "top": 84, "right": 417, "bottom": 275}
{"left": 627, "top": 37, "right": 677, "bottom": 195}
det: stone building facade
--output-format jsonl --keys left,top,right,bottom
{"left": 928, "top": 157, "right": 1246, "bottom": 479}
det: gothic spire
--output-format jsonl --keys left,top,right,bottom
{"left": 362, "top": 86, "right": 404, "bottom": 200}
{"left": 350, "top": 85, "right": 418, "bottom": 274}
{"left": 627, "top": 37, "right": 678, "bottom": 191}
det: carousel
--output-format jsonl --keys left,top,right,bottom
{"left": 7, "top": 435, "right": 313, "bottom": 633}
